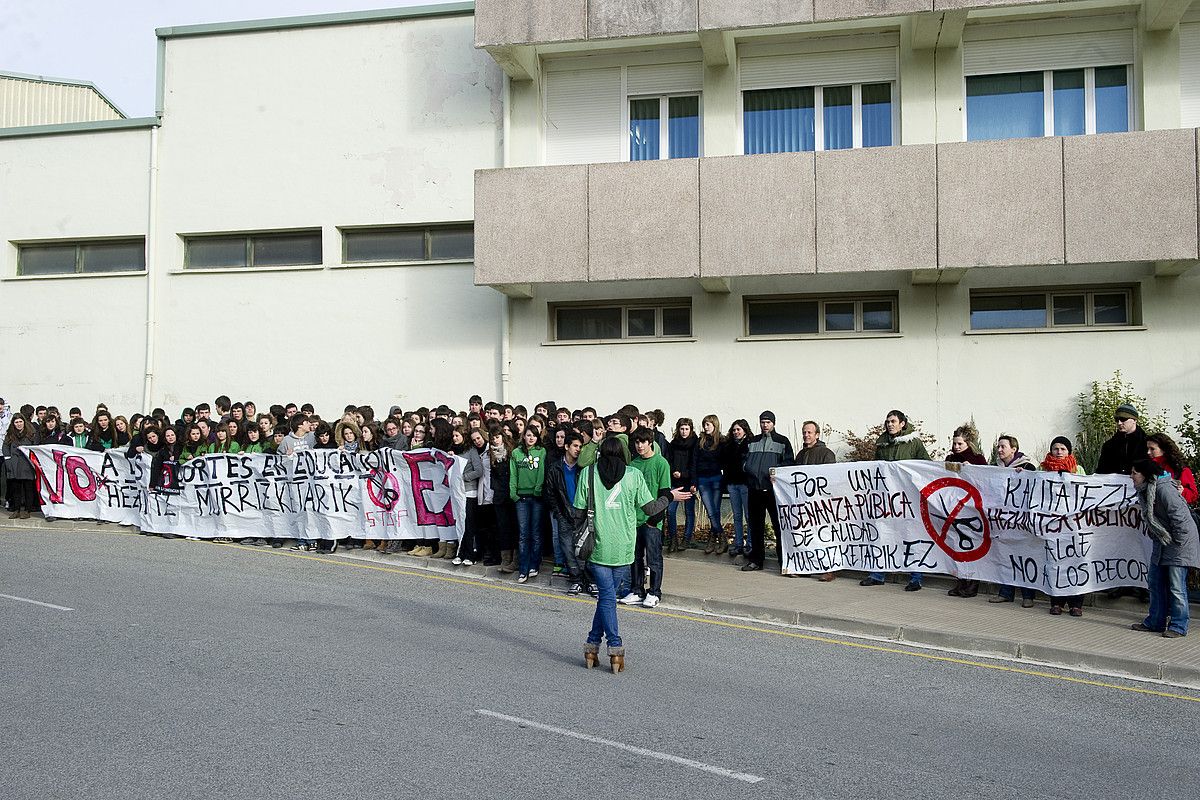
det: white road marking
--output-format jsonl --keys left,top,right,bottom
{"left": 476, "top": 709, "right": 765, "bottom": 784}
{"left": 0, "top": 593, "right": 74, "bottom": 612}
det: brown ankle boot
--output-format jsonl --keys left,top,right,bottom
{"left": 584, "top": 643, "right": 599, "bottom": 669}
{"left": 608, "top": 646, "right": 625, "bottom": 673}
{"left": 499, "top": 549, "right": 517, "bottom": 573}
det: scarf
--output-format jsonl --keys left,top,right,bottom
{"left": 342, "top": 441, "right": 359, "bottom": 454}
{"left": 1040, "top": 453, "right": 1078, "bottom": 473}
{"left": 1138, "top": 479, "right": 1174, "bottom": 547}
{"left": 490, "top": 444, "right": 508, "bottom": 462}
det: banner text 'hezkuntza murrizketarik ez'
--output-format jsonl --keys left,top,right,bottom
{"left": 21, "top": 445, "right": 464, "bottom": 540}
{"left": 773, "top": 461, "right": 1152, "bottom": 592}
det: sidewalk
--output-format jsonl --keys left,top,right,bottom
{"left": 7, "top": 516, "right": 1200, "bottom": 689}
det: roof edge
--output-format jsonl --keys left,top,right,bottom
{"left": 0, "top": 70, "right": 127, "bottom": 118}
{"left": 0, "top": 117, "right": 160, "bottom": 141}
{"left": 155, "top": 1, "right": 475, "bottom": 40}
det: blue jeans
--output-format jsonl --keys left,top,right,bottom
{"left": 550, "top": 515, "right": 567, "bottom": 567}
{"left": 870, "top": 572, "right": 923, "bottom": 584}
{"left": 514, "top": 497, "right": 544, "bottom": 575}
{"left": 697, "top": 475, "right": 722, "bottom": 538}
{"left": 588, "top": 563, "right": 631, "bottom": 647}
{"left": 997, "top": 584, "right": 1036, "bottom": 601}
{"left": 1144, "top": 565, "right": 1191, "bottom": 635}
{"left": 666, "top": 496, "right": 695, "bottom": 544}
{"left": 632, "top": 524, "right": 664, "bottom": 597}
{"left": 727, "top": 484, "right": 748, "bottom": 553}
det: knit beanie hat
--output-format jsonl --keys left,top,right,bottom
{"left": 760, "top": 410, "right": 776, "bottom": 423}
{"left": 1050, "top": 435, "right": 1073, "bottom": 453}
{"left": 1115, "top": 404, "right": 1139, "bottom": 421}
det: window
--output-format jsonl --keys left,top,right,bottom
{"left": 629, "top": 95, "right": 700, "bottom": 161}
{"left": 343, "top": 224, "right": 474, "bottom": 264}
{"left": 17, "top": 239, "right": 145, "bottom": 276}
{"left": 553, "top": 301, "right": 692, "bottom": 342}
{"left": 966, "top": 66, "right": 1129, "bottom": 141}
{"left": 744, "top": 296, "right": 898, "bottom": 337}
{"left": 743, "top": 83, "right": 893, "bottom": 155}
{"left": 969, "top": 289, "right": 1133, "bottom": 331}
{"left": 185, "top": 231, "right": 321, "bottom": 269}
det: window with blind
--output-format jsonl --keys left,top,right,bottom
{"left": 743, "top": 82, "right": 892, "bottom": 154}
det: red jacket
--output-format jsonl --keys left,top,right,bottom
{"left": 1154, "top": 456, "right": 1199, "bottom": 505}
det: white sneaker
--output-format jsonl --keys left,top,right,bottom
{"left": 618, "top": 592, "right": 643, "bottom": 605}
{"left": 642, "top": 595, "right": 660, "bottom": 608}
{"left": 517, "top": 574, "right": 528, "bottom": 584}
{"left": 452, "top": 557, "right": 463, "bottom": 565}
{"left": 529, "top": 569, "right": 539, "bottom": 578}
{"left": 461, "top": 559, "right": 474, "bottom": 566}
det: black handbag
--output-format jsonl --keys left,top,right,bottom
{"left": 572, "top": 465, "right": 597, "bottom": 563}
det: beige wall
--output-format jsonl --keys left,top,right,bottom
{"left": 504, "top": 264, "right": 1200, "bottom": 456}
{"left": 0, "top": 128, "right": 151, "bottom": 412}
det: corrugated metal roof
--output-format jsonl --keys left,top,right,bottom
{"left": 0, "top": 71, "right": 125, "bottom": 128}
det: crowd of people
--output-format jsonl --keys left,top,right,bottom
{"left": 1, "top": 395, "right": 1197, "bottom": 669}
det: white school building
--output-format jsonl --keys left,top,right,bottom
{"left": 2, "top": 0, "right": 1199, "bottom": 452}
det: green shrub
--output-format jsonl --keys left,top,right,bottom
{"left": 1075, "top": 370, "right": 1167, "bottom": 473}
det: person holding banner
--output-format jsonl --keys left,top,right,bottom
{"left": 989, "top": 434, "right": 1039, "bottom": 607}
{"left": 576, "top": 437, "right": 691, "bottom": 673}
{"left": 946, "top": 428, "right": 987, "bottom": 598}
{"left": 742, "top": 411, "right": 794, "bottom": 573}
{"left": 1041, "top": 436, "right": 1088, "bottom": 616}
{"left": 2, "top": 414, "right": 37, "bottom": 519}
{"left": 861, "top": 410, "right": 930, "bottom": 591}
{"left": 1130, "top": 459, "right": 1199, "bottom": 638}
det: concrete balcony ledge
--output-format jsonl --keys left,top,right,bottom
{"left": 474, "top": 129, "right": 1200, "bottom": 288}
{"left": 475, "top": 0, "right": 1097, "bottom": 54}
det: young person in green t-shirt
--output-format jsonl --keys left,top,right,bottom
{"left": 624, "top": 427, "right": 672, "bottom": 608}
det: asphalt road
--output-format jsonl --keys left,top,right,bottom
{"left": 2, "top": 527, "right": 1198, "bottom": 800}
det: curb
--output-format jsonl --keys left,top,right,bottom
{"left": 7, "top": 519, "right": 1200, "bottom": 689}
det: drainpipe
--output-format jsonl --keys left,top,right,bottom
{"left": 141, "top": 125, "right": 160, "bottom": 414}
{"left": 498, "top": 73, "right": 512, "bottom": 403}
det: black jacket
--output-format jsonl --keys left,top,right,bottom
{"left": 544, "top": 459, "right": 584, "bottom": 527}
{"left": 743, "top": 432, "right": 794, "bottom": 491}
{"left": 490, "top": 456, "right": 512, "bottom": 505}
{"left": 666, "top": 434, "right": 699, "bottom": 488}
{"left": 720, "top": 437, "right": 749, "bottom": 485}
{"left": 1096, "top": 428, "right": 1148, "bottom": 475}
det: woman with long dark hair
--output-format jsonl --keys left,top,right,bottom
{"left": 3, "top": 415, "right": 38, "bottom": 519}
{"left": 575, "top": 437, "right": 691, "bottom": 672}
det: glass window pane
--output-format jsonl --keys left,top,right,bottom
{"left": 252, "top": 233, "right": 321, "bottom": 267}
{"left": 966, "top": 72, "right": 1044, "bottom": 141}
{"left": 1052, "top": 294, "right": 1086, "bottom": 325}
{"left": 630, "top": 98, "right": 660, "bottom": 161}
{"left": 668, "top": 95, "right": 700, "bottom": 159}
{"left": 1052, "top": 69, "right": 1085, "bottom": 136}
{"left": 430, "top": 227, "right": 474, "bottom": 260}
{"left": 345, "top": 229, "right": 425, "bottom": 262}
{"left": 970, "top": 294, "right": 1047, "bottom": 329}
{"left": 823, "top": 85, "right": 853, "bottom": 151}
{"left": 861, "top": 83, "right": 892, "bottom": 148}
{"left": 556, "top": 307, "right": 621, "bottom": 340}
{"left": 187, "top": 237, "right": 247, "bottom": 269}
{"left": 19, "top": 244, "right": 77, "bottom": 275}
{"left": 748, "top": 300, "right": 818, "bottom": 336}
{"left": 1095, "top": 66, "right": 1129, "bottom": 134}
{"left": 1092, "top": 293, "right": 1129, "bottom": 325}
{"left": 662, "top": 306, "right": 690, "bottom": 337}
{"left": 627, "top": 308, "right": 655, "bottom": 337}
{"left": 79, "top": 241, "right": 144, "bottom": 273}
{"left": 824, "top": 301, "right": 855, "bottom": 331}
{"left": 862, "top": 300, "right": 895, "bottom": 331}
{"left": 743, "top": 87, "right": 815, "bottom": 155}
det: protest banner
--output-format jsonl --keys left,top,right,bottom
{"left": 773, "top": 461, "right": 1152, "bottom": 592}
{"left": 22, "top": 446, "right": 465, "bottom": 541}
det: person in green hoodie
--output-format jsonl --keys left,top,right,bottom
{"left": 68, "top": 417, "right": 90, "bottom": 449}
{"left": 623, "top": 427, "right": 672, "bottom": 608}
{"left": 861, "top": 409, "right": 931, "bottom": 591}
{"left": 510, "top": 426, "right": 547, "bottom": 583}
{"left": 180, "top": 424, "right": 208, "bottom": 462}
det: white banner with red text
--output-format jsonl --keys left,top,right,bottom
{"left": 773, "top": 461, "right": 1153, "bottom": 592}
{"left": 21, "top": 445, "right": 465, "bottom": 541}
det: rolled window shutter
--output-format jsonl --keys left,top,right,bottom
{"left": 544, "top": 68, "right": 622, "bottom": 165}
{"left": 963, "top": 30, "right": 1135, "bottom": 76}
{"left": 1181, "top": 23, "right": 1200, "bottom": 127}
{"left": 739, "top": 48, "right": 897, "bottom": 90}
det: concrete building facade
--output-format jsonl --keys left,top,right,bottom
{"left": 1, "top": 0, "right": 1198, "bottom": 451}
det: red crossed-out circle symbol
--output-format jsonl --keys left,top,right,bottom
{"left": 919, "top": 477, "right": 992, "bottom": 563}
